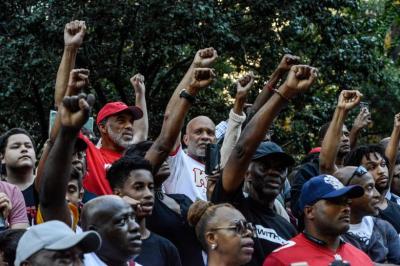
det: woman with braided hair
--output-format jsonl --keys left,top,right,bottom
{"left": 188, "top": 200, "right": 255, "bottom": 266}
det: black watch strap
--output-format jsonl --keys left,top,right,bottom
{"left": 179, "top": 89, "right": 196, "bottom": 104}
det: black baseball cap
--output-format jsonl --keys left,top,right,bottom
{"left": 252, "top": 141, "right": 295, "bottom": 167}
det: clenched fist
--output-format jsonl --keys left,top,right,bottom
{"left": 192, "top": 47, "right": 218, "bottom": 68}
{"left": 64, "top": 20, "right": 86, "bottom": 48}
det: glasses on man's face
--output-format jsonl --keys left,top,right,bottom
{"left": 211, "top": 220, "right": 256, "bottom": 237}
{"left": 345, "top": 165, "right": 368, "bottom": 186}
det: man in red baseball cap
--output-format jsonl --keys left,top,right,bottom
{"left": 81, "top": 101, "right": 143, "bottom": 197}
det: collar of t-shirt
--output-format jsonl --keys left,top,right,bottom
{"left": 303, "top": 231, "right": 345, "bottom": 247}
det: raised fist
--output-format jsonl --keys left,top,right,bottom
{"left": 395, "top": 113, "right": 400, "bottom": 128}
{"left": 68, "top": 69, "right": 90, "bottom": 93}
{"left": 236, "top": 71, "right": 255, "bottom": 97}
{"left": 285, "top": 65, "right": 318, "bottom": 92}
{"left": 337, "top": 90, "right": 362, "bottom": 111}
{"left": 192, "top": 47, "right": 218, "bottom": 68}
{"left": 130, "top": 73, "right": 145, "bottom": 95}
{"left": 353, "top": 107, "right": 371, "bottom": 130}
{"left": 60, "top": 93, "right": 95, "bottom": 130}
{"left": 188, "top": 68, "right": 216, "bottom": 92}
{"left": 64, "top": 20, "right": 86, "bottom": 48}
{"left": 278, "top": 54, "right": 300, "bottom": 72}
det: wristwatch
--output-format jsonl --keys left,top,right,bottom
{"left": 179, "top": 89, "right": 196, "bottom": 104}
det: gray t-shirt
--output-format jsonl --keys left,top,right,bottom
{"left": 342, "top": 216, "right": 400, "bottom": 264}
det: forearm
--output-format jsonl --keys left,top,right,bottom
{"left": 40, "top": 126, "right": 77, "bottom": 224}
{"left": 249, "top": 68, "right": 284, "bottom": 115}
{"left": 223, "top": 87, "right": 289, "bottom": 193}
{"left": 386, "top": 125, "right": 400, "bottom": 176}
{"left": 165, "top": 64, "right": 194, "bottom": 115}
{"left": 220, "top": 109, "right": 246, "bottom": 168}
{"left": 146, "top": 97, "right": 191, "bottom": 174}
{"left": 232, "top": 93, "right": 246, "bottom": 115}
{"left": 54, "top": 46, "right": 78, "bottom": 108}
{"left": 349, "top": 126, "right": 362, "bottom": 149}
{"left": 133, "top": 91, "right": 149, "bottom": 143}
{"left": 319, "top": 107, "right": 348, "bottom": 174}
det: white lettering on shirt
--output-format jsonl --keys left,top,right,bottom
{"left": 255, "top": 224, "right": 290, "bottom": 245}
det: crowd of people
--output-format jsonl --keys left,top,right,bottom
{"left": 1, "top": 20, "right": 400, "bottom": 266}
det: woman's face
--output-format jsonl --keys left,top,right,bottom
{"left": 207, "top": 207, "right": 254, "bottom": 265}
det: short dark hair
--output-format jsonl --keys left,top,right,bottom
{"left": 344, "top": 144, "right": 389, "bottom": 167}
{"left": 0, "top": 128, "right": 35, "bottom": 155}
{"left": 70, "top": 167, "right": 83, "bottom": 190}
{"left": 106, "top": 155, "right": 153, "bottom": 190}
{"left": 0, "top": 229, "right": 26, "bottom": 265}
{"left": 124, "top": 141, "right": 154, "bottom": 158}
{"left": 318, "top": 122, "right": 331, "bottom": 141}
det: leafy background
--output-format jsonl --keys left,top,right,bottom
{"left": 1, "top": 0, "right": 399, "bottom": 161}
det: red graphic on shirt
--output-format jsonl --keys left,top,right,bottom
{"left": 193, "top": 168, "right": 208, "bottom": 188}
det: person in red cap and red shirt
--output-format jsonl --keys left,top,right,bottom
{"left": 81, "top": 101, "right": 143, "bottom": 197}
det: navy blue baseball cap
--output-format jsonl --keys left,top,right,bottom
{"left": 299, "top": 175, "right": 364, "bottom": 211}
{"left": 252, "top": 141, "right": 295, "bottom": 166}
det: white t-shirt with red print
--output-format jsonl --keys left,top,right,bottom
{"left": 164, "top": 145, "right": 207, "bottom": 201}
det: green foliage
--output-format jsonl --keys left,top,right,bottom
{"left": 0, "top": 0, "right": 399, "bottom": 158}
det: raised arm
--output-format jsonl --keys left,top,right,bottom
{"left": 386, "top": 114, "right": 400, "bottom": 178}
{"left": 247, "top": 54, "right": 299, "bottom": 120}
{"left": 166, "top": 47, "right": 218, "bottom": 151}
{"left": 54, "top": 21, "right": 86, "bottom": 108}
{"left": 165, "top": 48, "right": 218, "bottom": 117}
{"left": 319, "top": 90, "right": 362, "bottom": 174}
{"left": 222, "top": 65, "right": 318, "bottom": 193}
{"left": 349, "top": 107, "right": 371, "bottom": 149}
{"left": 39, "top": 70, "right": 93, "bottom": 226}
{"left": 35, "top": 21, "right": 86, "bottom": 191}
{"left": 130, "top": 73, "right": 149, "bottom": 143}
{"left": 220, "top": 72, "right": 254, "bottom": 167}
{"left": 145, "top": 68, "right": 215, "bottom": 176}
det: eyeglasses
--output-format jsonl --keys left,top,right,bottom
{"left": 211, "top": 220, "right": 256, "bottom": 237}
{"left": 345, "top": 166, "right": 368, "bottom": 186}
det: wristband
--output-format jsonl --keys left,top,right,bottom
{"left": 179, "top": 89, "right": 196, "bottom": 104}
{"left": 273, "top": 89, "right": 290, "bottom": 102}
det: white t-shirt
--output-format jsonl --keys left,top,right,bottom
{"left": 347, "top": 216, "right": 374, "bottom": 246}
{"left": 84, "top": 252, "right": 142, "bottom": 266}
{"left": 164, "top": 145, "right": 207, "bottom": 201}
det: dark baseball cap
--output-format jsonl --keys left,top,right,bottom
{"left": 96, "top": 102, "right": 143, "bottom": 125}
{"left": 299, "top": 174, "right": 364, "bottom": 211}
{"left": 252, "top": 141, "right": 295, "bottom": 166}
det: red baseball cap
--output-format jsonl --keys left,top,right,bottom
{"left": 96, "top": 102, "right": 143, "bottom": 124}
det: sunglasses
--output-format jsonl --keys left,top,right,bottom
{"left": 345, "top": 166, "right": 368, "bottom": 186}
{"left": 211, "top": 220, "right": 256, "bottom": 237}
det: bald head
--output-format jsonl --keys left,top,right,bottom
{"left": 184, "top": 116, "right": 216, "bottom": 161}
{"left": 81, "top": 195, "right": 130, "bottom": 230}
{"left": 186, "top": 116, "right": 215, "bottom": 133}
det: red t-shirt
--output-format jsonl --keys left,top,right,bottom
{"left": 80, "top": 134, "right": 122, "bottom": 196}
{"left": 263, "top": 233, "right": 373, "bottom": 266}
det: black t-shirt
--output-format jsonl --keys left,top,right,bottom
{"left": 211, "top": 179, "right": 297, "bottom": 266}
{"left": 136, "top": 232, "right": 182, "bottom": 266}
{"left": 21, "top": 183, "right": 38, "bottom": 225}
{"left": 147, "top": 194, "right": 204, "bottom": 266}
{"left": 290, "top": 158, "right": 320, "bottom": 219}
{"left": 379, "top": 200, "right": 400, "bottom": 234}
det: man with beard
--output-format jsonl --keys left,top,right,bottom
{"left": 263, "top": 175, "right": 372, "bottom": 266}
{"left": 344, "top": 146, "right": 400, "bottom": 233}
{"left": 335, "top": 166, "right": 400, "bottom": 264}
{"left": 162, "top": 47, "right": 218, "bottom": 201}
{"left": 212, "top": 64, "right": 318, "bottom": 265}
{"left": 106, "top": 155, "right": 182, "bottom": 266}
{"left": 0, "top": 128, "right": 37, "bottom": 225}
